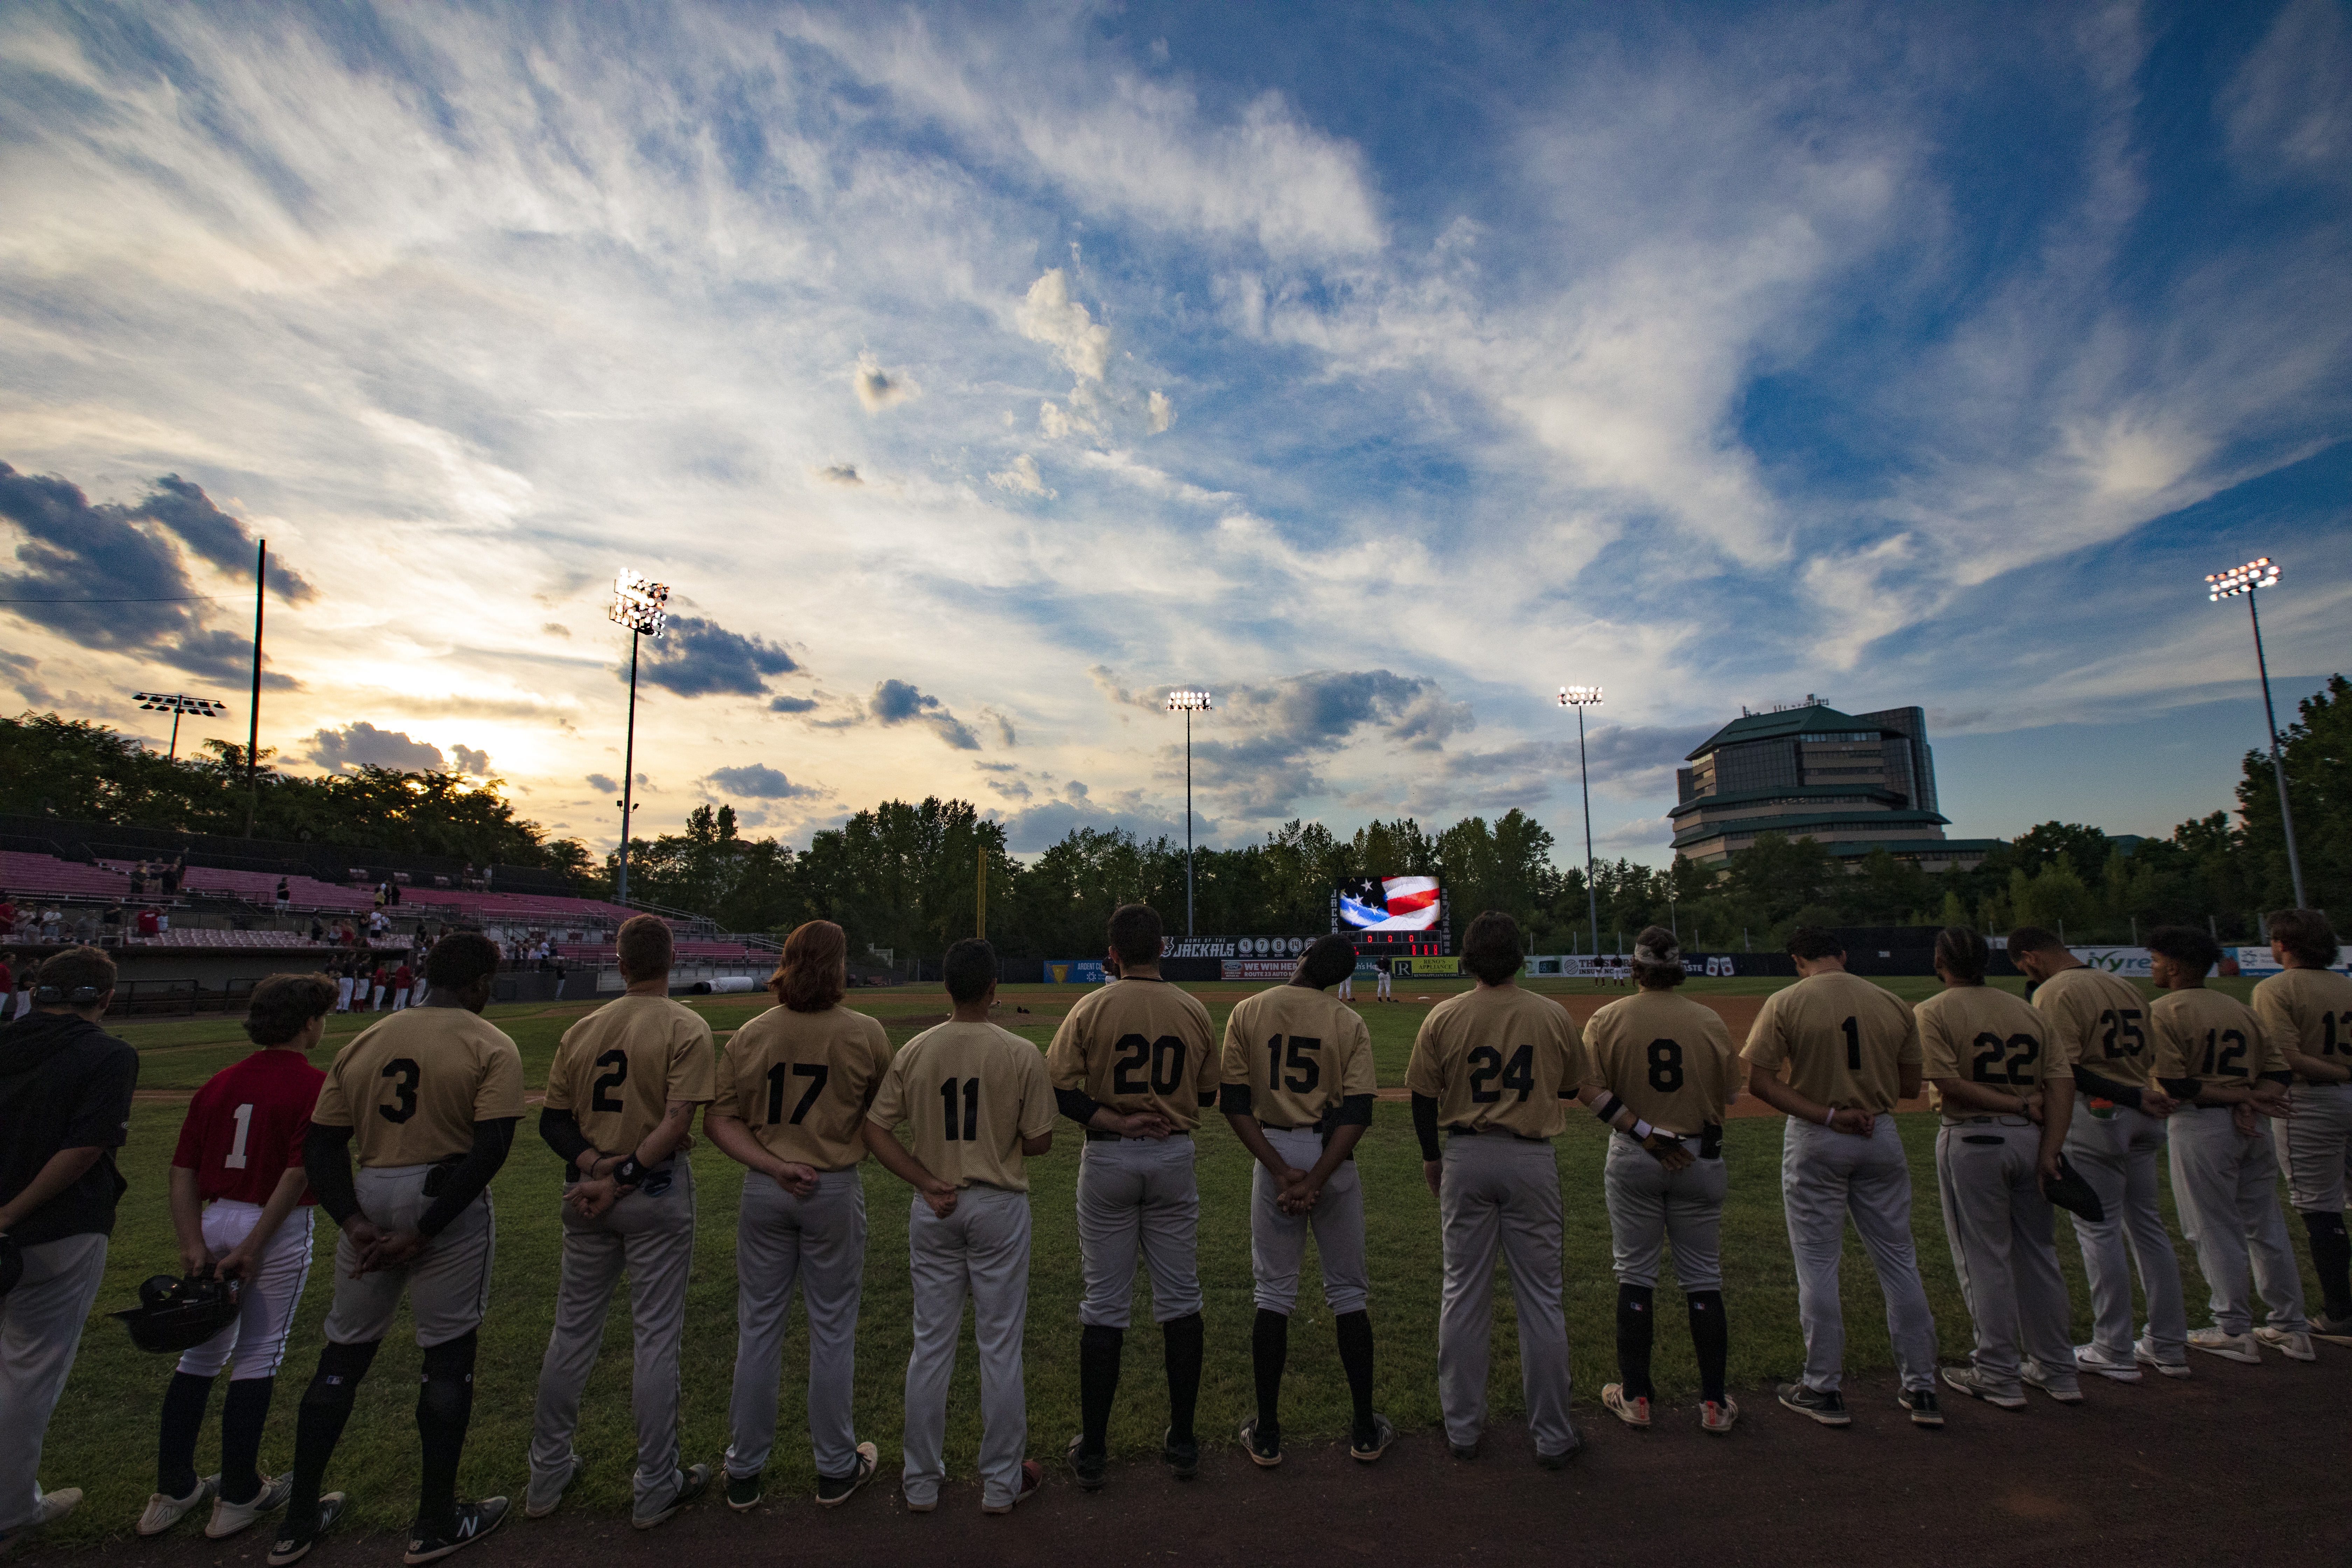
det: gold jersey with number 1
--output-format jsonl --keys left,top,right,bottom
{"left": 2251, "top": 965, "right": 2352, "bottom": 1085}
{"left": 542, "top": 993, "right": 718, "bottom": 1161}
{"left": 310, "top": 1007, "right": 526, "bottom": 1168}
{"left": 1219, "top": 983, "right": 1376, "bottom": 1129}
{"left": 1741, "top": 970, "right": 1920, "bottom": 1114}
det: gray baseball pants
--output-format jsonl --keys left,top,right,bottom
{"left": 1436, "top": 1133, "right": 1577, "bottom": 1458}
{"left": 2062, "top": 1095, "right": 2186, "bottom": 1362}
{"left": 1076, "top": 1136, "right": 1201, "bottom": 1327}
{"left": 528, "top": 1161, "right": 698, "bottom": 1519}
{"left": 2272, "top": 1082, "right": 2352, "bottom": 1214}
{"left": 1780, "top": 1116, "right": 1939, "bottom": 1394}
{"left": 1252, "top": 1126, "right": 1369, "bottom": 1315}
{"left": 902, "top": 1184, "right": 1031, "bottom": 1511}
{"left": 1934, "top": 1121, "right": 2079, "bottom": 1399}
{"left": 323, "top": 1166, "right": 495, "bottom": 1347}
{"left": 2169, "top": 1107, "right": 2308, "bottom": 1337}
{"left": 0, "top": 1233, "right": 107, "bottom": 1535}
{"left": 726, "top": 1167, "right": 866, "bottom": 1480}
{"left": 1603, "top": 1132, "right": 1726, "bottom": 1290}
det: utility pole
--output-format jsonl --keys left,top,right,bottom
{"left": 244, "top": 539, "right": 265, "bottom": 836}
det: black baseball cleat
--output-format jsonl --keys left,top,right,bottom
{"left": 1535, "top": 1439, "right": 1582, "bottom": 1470}
{"left": 632, "top": 1464, "right": 709, "bottom": 1530}
{"left": 1162, "top": 1428, "right": 1200, "bottom": 1479}
{"left": 1240, "top": 1417, "right": 1282, "bottom": 1468}
{"left": 266, "top": 1493, "right": 347, "bottom": 1567}
{"left": 1776, "top": 1380, "right": 1851, "bottom": 1427}
{"left": 816, "top": 1443, "right": 879, "bottom": 1508}
{"left": 2311, "top": 1311, "right": 2352, "bottom": 1348}
{"left": 1898, "top": 1388, "right": 1944, "bottom": 1428}
{"left": 1448, "top": 1439, "right": 1479, "bottom": 1461}
{"left": 402, "top": 1498, "right": 508, "bottom": 1565}
{"left": 724, "top": 1470, "right": 762, "bottom": 1512}
{"left": 1065, "top": 1434, "right": 1106, "bottom": 1492}
{"left": 1350, "top": 1413, "right": 1397, "bottom": 1463}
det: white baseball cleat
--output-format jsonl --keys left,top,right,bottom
{"left": 2133, "top": 1337, "right": 2193, "bottom": 1378}
{"left": 2186, "top": 1327, "right": 2260, "bottom": 1364}
{"left": 139, "top": 1476, "right": 218, "bottom": 1536}
{"left": 2073, "top": 1343, "right": 2141, "bottom": 1383}
{"left": 2253, "top": 1326, "right": 2317, "bottom": 1362}
{"left": 207, "top": 1475, "right": 293, "bottom": 1540}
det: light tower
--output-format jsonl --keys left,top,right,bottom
{"left": 1167, "top": 689, "right": 1212, "bottom": 937}
{"left": 132, "top": 691, "right": 229, "bottom": 763}
{"left": 2205, "top": 556, "right": 2304, "bottom": 909}
{"left": 1560, "top": 685, "right": 1603, "bottom": 955}
{"left": 609, "top": 569, "right": 671, "bottom": 905}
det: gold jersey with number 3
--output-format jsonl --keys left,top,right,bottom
{"left": 311, "top": 1007, "right": 526, "bottom": 1168}
{"left": 542, "top": 993, "right": 717, "bottom": 1162}
{"left": 1219, "top": 983, "right": 1376, "bottom": 1129}
{"left": 2030, "top": 966, "right": 2154, "bottom": 1092}
{"left": 1915, "top": 984, "right": 2066, "bottom": 1118}
{"left": 1741, "top": 970, "right": 1919, "bottom": 1114}
{"left": 1046, "top": 977, "right": 1218, "bottom": 1132}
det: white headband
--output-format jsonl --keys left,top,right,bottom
{"left": 1633, "top": 940, "right": 1679, "bottom": 967}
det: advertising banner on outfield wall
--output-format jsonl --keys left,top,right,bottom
{"left": 1220, "top": 958, "right": 1298, "bottom": 981}
{"left": 1393, "top": 955, "right": 1460, "bottom": 977}
{"left": 1044, "top": 960, "right": 1107, "bottom": 984}
{"left": 2229, "top": 947, "right": 2352, "bottom": 976}
{"left": 1168, "top": 935, "right": 1314, "bottom": 959}
{"left": 2069, "top": 947, "right": 2151, "bottom": 978}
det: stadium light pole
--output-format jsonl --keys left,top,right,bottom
{"left": 2206, "top": 556, "right": 2305, "bottom": 909}
{"left": 1167, "top": 690, "right": 1212, "bottom": 937}
{"left": 133, "top": 692, "right": 228, "bottom": 763}
{"left": 609, "top": 569, "right": 671, "bottom": 906}
{"left": 244, "top": 538, "right": 266, "bottom": 836}
{"left": 1560, "top": 686, "right": 1602, "bottom": 955}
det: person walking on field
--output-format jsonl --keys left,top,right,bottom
{"left": 526, "top": 916, "right": 715, "bottom": 1528}
{"left": 139, "top": 974, "right": 334, "bottom": 1541}
{"left": 1744, "top": 927, "right": 1942, "bottom": 1428}
{"left": 1580, "top": 926, "right": 1744, "bottom": 1435}
{"left": 0, "top": 947, "right": 139, "bottom": 1553}
{"left": 2249, "top": 909, "right": 2352, "bottom": 1346}
{"left": 333, "top": 962, "right": 354, "bottom": 1016}
{"left": 2146, "top": 925, "right": 2311, "bottom": 1364}
{"left": 1406, "top": 910, "right": 1588, "bottom": 1467}
{"left": 2008, "top": 925, "right": 2190, "bottom": 1381}
{"left": 862, "top": 938, "right": 1054, "bottom": 1514}
{"left": 707, "top": 920, "right": 892, "bottom": 1512}
{"left": 1220, "top": 934, "right": 1391, "bottom": 1468}
{"left": 270, "top": 931, "right": 523, "bottom": 1567}
{"left": 1047, "top": 903, "right": 1218, "bottom": 1492}
{"left": 1916, "top": 928, "right": 2081, "bottom": 1411}
{"left": 391, "top": 961, "right": 414, "bottom": 1013}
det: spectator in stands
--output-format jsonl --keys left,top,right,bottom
{"left": 161, "top": 855, "right": 183, "bottom": 897}
{"left": 308, "top": 916, "right": 326, "bottom": 945}
{"left": 0, "top": 895, "right": 14, "bottom": 933}
{"left": 41, "top": 907, "right": 62, "bottom": 943}
{"left": 387, "top": 880, "right": 401, "bottom": 908}
{"left": 99, "top": 901, "right": 125, "bottom": 948}
{"left": 391, "top": 960, "right": 414, "bottom": 1013}
{"left": 0, "top": 953, "right": 12, "bottom": 1015}
{"left": 128, "top": 863, "right": 148, "bottom": 898}
{"left": 0, "top": 945, "right": 139, "bottom": 1551}
{"left": 72, "top": 912, "right": 96, "bottom": 946}
{"left": 155, "top": 906, "right": 168, "bottom": 938}
{"left": 275, "top": 878, "right": 290, "bottom": 913}
{"left": 135, "top": 908, "right": 161, "bottom": 944}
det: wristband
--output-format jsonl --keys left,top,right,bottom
{"left": 612, "top": 1155, "right": 646, "bottom": 1188}
{"left": 1631, "top": 1118, "right": 1655, "bottom": 1141}
{"left": 1822, "top": 1106, "right": 1836, "bottom": 1127}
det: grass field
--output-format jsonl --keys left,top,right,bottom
{"left": 27, "top": 972, "right": 2310, "bottom": 1547}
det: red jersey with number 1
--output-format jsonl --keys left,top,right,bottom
{"left": 172, "top": 1048, "right": 327, "bottom": 1205}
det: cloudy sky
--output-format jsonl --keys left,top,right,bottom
{"left": 2, "top": 1, "right": 2346, "bottom": 864}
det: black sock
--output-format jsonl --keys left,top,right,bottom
{"left": 157, "top": 1371, "right": 215, "bottom": 1498}
{"left": 219, "top": 1378, "right": 274, "bottom": 1505}
{"left": 2304, "top": 1211, "right": 2352, "bottom": 1319}
{"left": 1162, "top": 1312, "right": 1204, "bottom": 1445}
{"left": 290, "top": 1340, "right": 379, "bottom": 1527}
{"left": 1334, "top": 1310, "right": 1376, "bottom": 1434}
{"left": 1251, "top": 1308, "right": 1288, "bottom": 1436}
{"left": 415, "top": 1331, "right": 478, "bottom": 1537}
{"left": 1078, "top": 1324, "right": 1123, "bottom": 1457}
{"left": 1687, "top": 1289, "right": 1729, "bottom": 1406}
{"left": 1616, "top": 1284, "right": 1656, "bottom": 1401}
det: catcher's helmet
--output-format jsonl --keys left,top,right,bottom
{"left": 112, "top": 1273, "right": 240, "bottom": 1353}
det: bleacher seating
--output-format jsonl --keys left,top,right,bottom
{"left": 0, "top": 850, "right": 130, "bottom": 900}
{"left": 113, "top": 929, "right": 408, "bottom": 952}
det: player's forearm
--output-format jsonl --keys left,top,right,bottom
{"left": 859, "top": 1121, "right": 942, "bottom": 1191}
{"left": 704, "top": 1112, "right": 787, "bottom": 1176}
{"left": 633, "top": 1102, "right": 699, "bottom": 1168}
{"left": 538, "top": 1106, "right": 596, "bottom": 1170}
{"left": 168, "top": 1163, "right": 207, "bottom": 1255}
{"left": 0, "top": 1145, "right": 106, "bottom": 1234}
{"left": 243, "top": 1166, "right": 312, "bottom": 1254}
{"left": 302, "top": 1124, "right": 362, "bottom": 1228}
{"left": 1410, "top": 1093, "right": 1442, "bottom": 1161}
{"left": 1932, "top": 1077, "right": 2030, "bottom": 1115}
{"left": 2283, "top": 1049, "right": 2351, "bottom": 1083}
{"left": 1746, "top": 1069, "right": 1828, "bottom": 1125}
{"left": 415, "top": 1118, "right": 516, "bottom": 1238}
{"left": 1305, "top": 1121, "right": 1367, "bottom": 1184}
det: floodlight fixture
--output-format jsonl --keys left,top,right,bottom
{"left": 1166, "top": 688, "right": 1212, "bottom": 934}
{"left": 610, "top": 570, "right": 671, "bottom": 635}
{"left": 1559, "top": 684, "right": 1603, "bottom": 956}
{"left": 133, "top": 690, "right": 229, "bottom": 762}
{"left": 2202, "top": 553, "right": 2303, "bottom": 907}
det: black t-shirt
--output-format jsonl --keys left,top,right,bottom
{"left": 0, "top": 1012, "right": 139, "bottom": 1244}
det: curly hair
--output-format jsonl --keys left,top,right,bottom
{"left": 772, "top": 920, "right": 848, "bottom": 1013}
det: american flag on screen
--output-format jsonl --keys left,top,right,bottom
{"left": 1338, "top": 876, "right": 1441, "bottom": 932}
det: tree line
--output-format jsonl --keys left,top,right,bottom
{"left": 9, "top": 672, "right": 2343, "bottom": 961}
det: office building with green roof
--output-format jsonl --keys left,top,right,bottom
{"left": 1671, "top": 697, "right": 2001, "bottom": 870}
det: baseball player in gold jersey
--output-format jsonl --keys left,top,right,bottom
{"left": 2010, "top": 925, "right": 2189, "bottom": 1381}
{"left": 1917, "top": 927, "right": 2080, "bottom": 1410}
{"left": 2145, "top": 925, "right": 2311, "bottom": 1363}
{"left": 1219, "top": 934, "right": 1390, "bottom": 1467}
{"left": 863, "top": 938, "right": 1055, "bottom": 1514}
{"left": 1744, "top": 927, "right": 1941, "bottom": 1428}
{"left": 1047, "top": 903, "right": 1218, "bottom": 1490}
{"left": 1579, "top": 927, "right": 1743, "bottom": 1434}
{"left": 271, "top": 931, "right": 524, "bottom": 1567}
{"left": 526, "top": 916, "right": 717, "bottom": 1527}
{"left": 707, "top": 920, "right": 893, "bottom": 1511}
{"left": 1406, "top": 911, "right": 1588, "bottom": 1467}
{"left": 2250, "top": 909, "right": 2352, "bottom": 1345}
